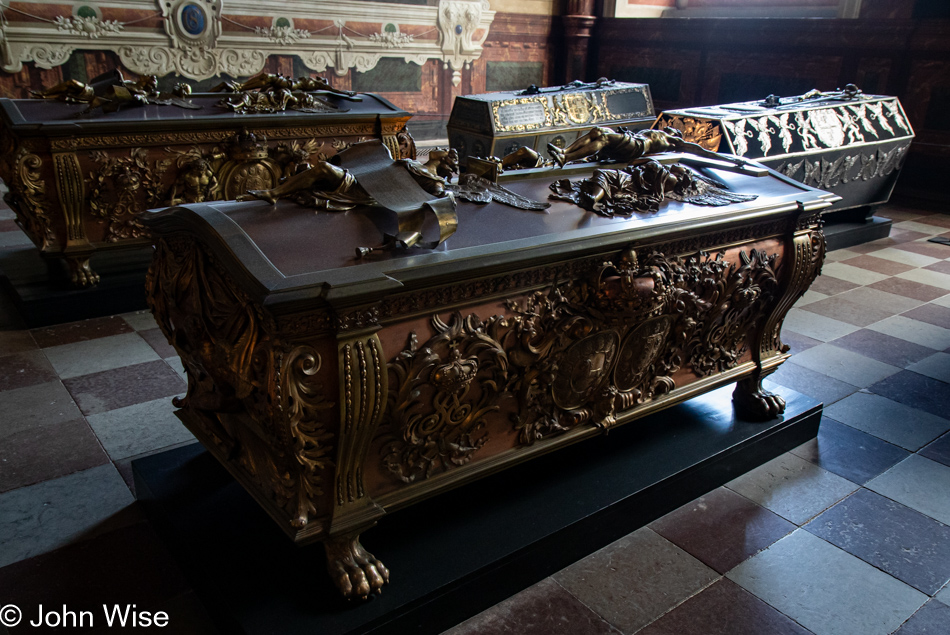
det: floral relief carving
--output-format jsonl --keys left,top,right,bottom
{"left": 2, "top": 1, "right": 493, "bottom": 80}
{"left": 257, "top": 25, "right": 312, "bottom": 46}
{"left": 54, "top": 16, "right": 123, "bottom": 38}
{"left": 87, "top": 148, "right": 170, "bottom": 242}
{"left": 381, "top": 243, "right": 783, "bottom": 482}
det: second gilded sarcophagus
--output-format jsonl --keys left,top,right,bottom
{"left": 447, "top": 79, "right": 654, "bottom": 161}
{"left": 0, "top": 76, "right": 413, "bottom": 287}
{"left": 654, "top": 87, "right": 913, "bottom": 216}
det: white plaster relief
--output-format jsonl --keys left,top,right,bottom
{"left": 0, "top": 0, "right": 494, "bottom": 82}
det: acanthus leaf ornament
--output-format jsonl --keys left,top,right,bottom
{"left": 87, "top": 147, "right": 170, "bottom": 242}
{"left": 378, "top": 242, "right": 783, "bottom": 466}
{"left": 54, "top": 15, "right": 124, "bottom": 39}
{"left": 278, "top": 346, "right": 336, "bottom": 529}
{"left": 256, "top": 25, "right": 312, "bottom": 46}
{"left": 8, "top": 149, "right": 54, "bottom": 250}
{"left": 147, "top": 236, "right": 336, "bottom": 531}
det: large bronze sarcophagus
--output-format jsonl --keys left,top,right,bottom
{"left": 0, "top": 73, "right": 414, "bottom": 287}
{"left": 142, "top": 145, "right": 833, "bottom": 601}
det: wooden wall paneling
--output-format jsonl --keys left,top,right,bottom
{"left": 854, "top": 57, "right": 894, "bottom": 95}
{"left": 481, "top": 12, "right": 556, "bottom": 92}
{"left": 860, "top": 0, "right": 916, "bottom": 19}
{"left": 904, "top": 59, "right": 950, "bottom": 151}
{"left": 597, "top": 46, "right": 702, "bottom": 111}
{"left": 700, "top": 52, "right": 843, "bottom": 104}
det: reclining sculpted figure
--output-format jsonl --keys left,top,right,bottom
{"left": 550, "top": 158, "right": 757, "bottom": 217}
{"left": 548, "top": 126, "right": 745, "bottom": 167}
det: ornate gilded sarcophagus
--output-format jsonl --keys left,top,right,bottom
{"left": 142, "top": 156, "right": 833, "bottom": 601}
{"left": 654, "top": 87, "right": 913, "bottom": 216}
{"left": 447, "top": 80, "right": 654, "bottom": 161}
{"left": 0, "top": 83, "right": 412, "bottom": 287}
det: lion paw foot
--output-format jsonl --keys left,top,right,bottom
{"left": 66, "top": 257, "right": 99, "bottom": 287}
{"left": 733, "top": 380, "right": 786, "bottom": 421}
{"left": 325, "top": 534, "right": 389, "bottom": 600}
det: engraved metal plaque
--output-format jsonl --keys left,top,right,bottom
{"left": 496, "top": 101, "right": 547, "bottom": 129}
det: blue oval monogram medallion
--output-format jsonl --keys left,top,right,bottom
{"left": 181, "top": 4, "right": 206, "bottom": 36}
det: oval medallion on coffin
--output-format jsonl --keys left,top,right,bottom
{"left": 221, "top": 162, "right": 282, "bottom": 201}
{"left": 811, "top": 108, "right": 846, "bottom": 148}
{"left": 613, "top": 317, "right": 672, "bottom": 392}
{"left": 552, "top": 330, "right": 620, "bottom": 410}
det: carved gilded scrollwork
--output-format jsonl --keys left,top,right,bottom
{"left": 8, "top": 149, "right": 54, "bottom": 250}
{"left": 49, "top": 124, "right": 376, "bottom": 152}
{"left": 672, "top": 250, "right": 779, "bottom": 377}
{"left": 395, "top": 126, "right": 417, "bottom": 161}
{"left": 614, "top": 317, "right": 673, "bottom": 393}
{"left": 147, "top": 236, "right": 337, "bottom": 532}
{"left": 328, "top": 332, "right": 387, "bottom": 537}
{"left": 727, "top": 223, "right": 825, "bottom": 421}
{"left": 383, "top": 312, "right": 509, "bottom": 483}
{"left": 655, "top": 115, "right": 723, "bottom": 152}
{"left": 275, "top": 345, "right": 336, "bottom": 528}
{"left": 381, "top": 243, "right": 784, "bottom": 465}
{"left": 88, "top": 148, "right": 169, "bottom": 243}
{"left": 54, "top": 150, "right": 100, "bottom": 287}
{"left": 498, "top": 287, "right": 599, "bottom": 444}
{"left": 165, "top": 132, "right": 340, "bottom": 205}
{"left": 764, "top": 227, "right": 826, "bottom": 360}
{"left": 511, "top": 247, "right": 778, "bottom": 440}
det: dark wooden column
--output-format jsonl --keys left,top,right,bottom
{"left": 561, "top": 0, "right": 598, "bottom": 83}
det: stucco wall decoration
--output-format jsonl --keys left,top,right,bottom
{"left": 0, "top": 0, "right": 494, "bottom": 83}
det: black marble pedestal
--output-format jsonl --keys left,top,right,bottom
{"left": 823, "top": 214, "right": 892, "bottom": 252}
{"left": 133, "top": 383, "right": 821, "bottom": 635}
{"left": 0, "top": 246, "right": 151, "bottom": 327}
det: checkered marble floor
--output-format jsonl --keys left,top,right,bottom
{"left": 1, "top": 201, "right": 949, "bottom": 634}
